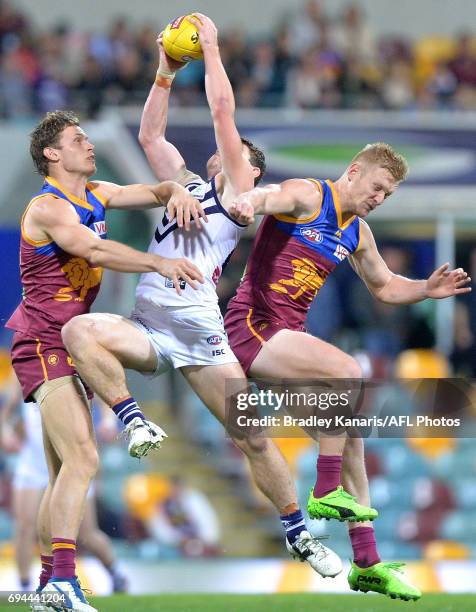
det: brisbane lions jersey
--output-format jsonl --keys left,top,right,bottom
{"left": 228, "top": 179, "right": 362, "bottom": 330}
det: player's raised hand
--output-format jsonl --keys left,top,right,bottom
{"left": 426, "top": 263, "right": 472, "bottom": 298}
{"left": 157, "top": 31, "right": 188, "bottom": 73}
{"left": 154, "top": 256, "right": 204, "bottom": 294}
{"left": 188, "top": 13, "right": 218, "bottom": 50}
{"left": 166, "top": 189, "right": 208, "bottom": 231}
{"left": 229, "top": 194, "right": 256, "bottom": 225}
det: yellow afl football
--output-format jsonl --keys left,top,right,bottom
{"left": 162, "top": 15, "right": 203, "bottom": 62}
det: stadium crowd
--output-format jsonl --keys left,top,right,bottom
{"left": 1, "top": 0, "right": 476, "bottom": 118}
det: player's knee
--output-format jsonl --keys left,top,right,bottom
{"left": 64, "top": 441, "right": 99, "bottom": 480}
{"left": 80, "top": 445, "right": 99, "bottom": 479}
{"left": 61, "top": 315, "right": 96, "bottom": 354}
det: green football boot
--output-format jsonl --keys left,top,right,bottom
{"left": 348, "top": 561, "right": 422, "bottom": 601}
{"left": 307, "top": 486, "right": 378, "bottom": 522}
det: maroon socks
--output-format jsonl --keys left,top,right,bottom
{"left": 313, "top": 454, "right": 342, "bottom": 497}
{"left": 51, "top": 538, "right": 76, "bottom": 579}
{"left": 39, "top": 554, "right": 53, "bottom": 589}
{"left": 350, "top": 526, "right": 381, "bottom": 568}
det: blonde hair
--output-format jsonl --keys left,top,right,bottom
{"left": 351, "top": 142, "right": 409, "bottom": 182}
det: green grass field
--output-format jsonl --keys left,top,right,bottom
{"left": 2, "top": 593, "right": 473, "bottom": 612}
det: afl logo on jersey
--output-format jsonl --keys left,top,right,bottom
{"left": 207, "top": 335, "right": 222, "bottom": 346}
{"left": 300, "top": 228, "right": 323, "bottom": 244}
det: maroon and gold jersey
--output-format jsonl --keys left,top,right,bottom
{"left": 227, "top": 179, "right": 362, "bottom": 331}
{"left": 6, "top": 176, "right": 108, "bottom": 338}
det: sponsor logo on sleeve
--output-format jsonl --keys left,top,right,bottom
{"left": 333, "top": 245, "right": 350, "bottom": 261}
{"left": 93, "top": 221, "right": 107, "bottom": 235}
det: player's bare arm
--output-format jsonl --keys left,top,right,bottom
{"left": 138, "top": 35, "right": 188, "bottom": 182}
{"left": 189, "top": 13, "right": 256, "bottom": 198}
{"left": 90, "top": 180, "right": 207, "bottom": 231}
{"left": 350, "top": 220, "right": 471, "bottom": 303}
{"left": 25, "top": 196, "right": 204, "bottom": 293}
{"left": 229, "top": 179, "right": 322, "bottom": 224}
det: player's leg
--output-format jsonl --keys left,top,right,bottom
{"left": 12, "top": 487, "right": 43, "bottom": 589}
{"left": 37, "top": 377, "right": 99, "bottom": 610}
{"left": 181, "top": 362, "right": 342, "bottom": 578}
{"left": 250, "top": 330, "right": 420, "bottom": 600}
{"left": 250, "top": 329, "right": 377, "bottom": 522}
{"left": 35, "top": 424, "right": 64, "bottom": 592}
{"left": 78, "top": 496, "right": 127, "bottom": 593}
{"left": 62, "top": 313, "right": 166, "bottom": 457}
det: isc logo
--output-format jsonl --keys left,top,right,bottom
{"left": 212, "top": 349, "right": 225, "bottom": 356}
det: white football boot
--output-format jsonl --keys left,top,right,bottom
{"left": 124, "top": 417, "right": 167, "bottom": 458}
{"left": 286, "top": 530, "right": 343, "bottom": 578}
{"left": 42, "top": 577, "right": 97, "bottom": 611}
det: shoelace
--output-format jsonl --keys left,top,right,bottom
{"left": 297, "top": 534, "right": 330, "bottom": 561}
{"left": 336, "top": 486, "right": 357, "bottom": 501}
{"left": 121, "top": 419, "right": 146, "bottom": 440}
{"left": 381, "top": 562, "right": 406, "bottom": 573}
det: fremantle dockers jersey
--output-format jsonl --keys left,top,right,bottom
{"left": 228, "top": 179, "right": 362, "bottom": 330}
{"left": 135, "top": 176, "right": 246, "bottom": 308}
{"left": 6, "top": 176, "right": 107, "bottom": 336}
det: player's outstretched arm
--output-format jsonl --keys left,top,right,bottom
{"left": 190, "top": 13, "right": 253, "bottom": 196}
{"left": 350, "top": 221, "right": 471, "bottom": 303}
{"left": 91, "top": 180, "right": 207, "bottom": 230}
{"left": 138, "top": 36, "right": 187, "bottom": 182}
{"left": 229, "top": 179, "right": 321, "bottom": 224}
{"left": 29, "top": 196, "right": 204, "bottom": 293}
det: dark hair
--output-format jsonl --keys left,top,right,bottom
{"left": 30, "top": 110, "right": 80, "bottom": 176}
{"left": 241, "top": 137, "right": 266, "bottom": 186}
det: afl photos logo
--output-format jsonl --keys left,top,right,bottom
{"left": 300, "top": 228, "right": 323, "bottom": 244}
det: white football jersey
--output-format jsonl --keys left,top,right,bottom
{"left": 135, "top": 176, "right": 246, "bottom": 308}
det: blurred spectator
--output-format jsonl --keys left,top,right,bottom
{"left": 147, "top": 476, "right": 220, "bottom": 557}
{"left": 286, "top": 0, "right": 326, "bottom": 56}
{"left": 0, "top": 0, "right": 30, "bottom": 43}
{"left": 448, "top": 32, "right": 476, "bottom": 86}
{"left": 331, "top": 3, "right": 377, "bottom": 64}
{"left": 381, "top": 61, "right": 415, "bottom": 109}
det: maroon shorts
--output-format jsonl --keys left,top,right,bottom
{"left": 10, "top": 330, "right": 91, "bottom": 402}
{"left": 224, "top": 305, "right": 288, "bottom": 374}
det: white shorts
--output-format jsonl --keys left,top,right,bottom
{"left": 130, "top": 301, "right": 238, "bottom": 375}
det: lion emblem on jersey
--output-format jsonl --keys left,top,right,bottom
{"left": 270, "top": 257, "right": 327, "bottom": 301}
{"left": 54, "top": 258, "right": 103, "bottom": 302}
